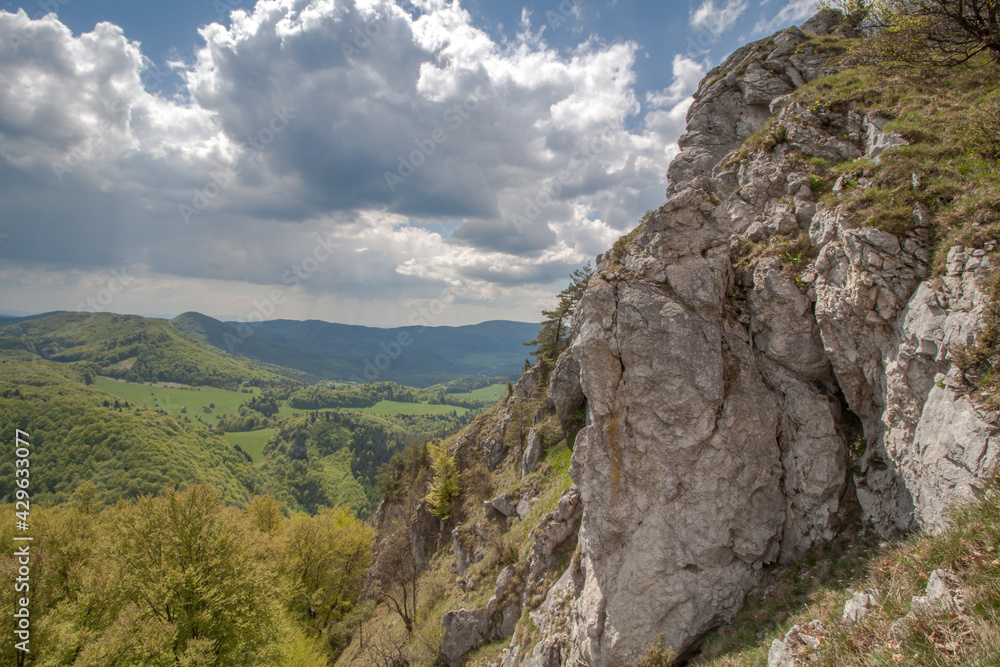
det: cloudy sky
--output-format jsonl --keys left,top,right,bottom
{"left": 0, "top": 0, "right": 819, "bottom": 326}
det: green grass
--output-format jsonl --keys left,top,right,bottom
{"left": 446, "top": 382, "right": 508, "bottom": 402}
{"left": 95, "top": 377, "right": 259, "bottom": 423}
{"left": 222, "top": 428, "right": 274, "bottom": 464}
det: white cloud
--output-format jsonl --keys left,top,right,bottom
{"left": 690, "top": 0, "right": 748, "bottom": 37}
{"left": 754, "top": 0, "right": 819, "bottom": 34}
{"left": 0, "top": 1, "right": 699, "bottom": 324}
{"left": 646, "top": 55, "right": 706, "bottom": 108}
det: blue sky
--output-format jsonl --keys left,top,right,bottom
{"left": 0, "top": 0, "right": 820, "bottom": 325}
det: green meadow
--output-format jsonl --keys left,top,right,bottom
{"left": 448, "top": 382, "right": 508, "bottom": 402}
{"left": 221, "top": 428, "right": 274, "bottom": 464}
{"left": 94, "top": 377, "right": 258, "bottom": 422}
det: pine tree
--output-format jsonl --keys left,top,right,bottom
{"left": 525, "top": 262, "right": 594, "bottom": 362}
{"left": 425, "top": 440, "right": 460, "bottom": 521}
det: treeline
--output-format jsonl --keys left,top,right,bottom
{"left": 218, "top": 392, "right": 281, "bottom": 432}
{"left": 286, "top": 380, "right": 492, "bottom": 410}
{"left": 0, "top": 485, "right": 372, "bottom": 666}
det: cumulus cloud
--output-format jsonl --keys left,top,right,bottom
{"left": 0, "top": 1, "right": 700, "bottom": 323}
{"left": 646, "top": 55, "right": 705, "bottom": 108}
{"left": 690, "top": 0, "right": 748, "bottom": 37}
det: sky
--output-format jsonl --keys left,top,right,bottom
{"left": 0, "top": 0, "right": 820, "bottom": 326}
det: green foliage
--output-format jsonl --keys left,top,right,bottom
{"left": 279, "top": 508, "right": 374, "bottom": 652}
{"left": 525, "top": 262, "right": 594, "bottom": 362}
{"left": 795, "top": 52, "right": 1000, "bottom": 243}
{"left": 0, "top": 353, "right": 256, "bottom": 506}
{"left": 637, "top": 633, "right": 677, "bottom": 667}
{"left": 425, "top": 440, "right": 460, "bottom": 521}
{"left": 723, "top": 118, "right": 789, "bottom": 167}
{"left": 0, "top": 486, "right": 371, "bottom": 665}
{"left": 733, "top": 231, "right": 818, "bottom": 276}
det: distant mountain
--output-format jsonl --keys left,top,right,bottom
{"left": 170, "top": 312, "right": 539, "bottom": 387}
{"left": 0, "top": 311, "right": 312, "bottom": 387}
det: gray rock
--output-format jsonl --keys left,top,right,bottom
{"left": 485, "top": 493, "right": 519, "bottom": 520}
{"left": 548, "top": 352, "right": 586, "bottom": 431}
{"left": 864, "top": 114, "right": 908, "bottom": 160}
{"left": 440, "top": 609, "right": 488, "bottom": 667}
{"left": 522, "top": 428, "right": 543, "bottom": 478}
{"left": 768, "top": 637, "right": 795, "bottom": 667}
{"left": 453, "top": 528, "right": 470, "bottom": 575}
{"left": 516, "top": 493, "right": 537, "bottom": 520}
{"left": 801, "top": 8, "right": 845, "bottom": 35}
{"left": 911, "top": 569, "right": 960, "bottom": 615}
{"left": 842, "top": 591, "right": 876, "bottom": 624}
{"left": 487, "top": 10, "right": 999, "bottom": 666}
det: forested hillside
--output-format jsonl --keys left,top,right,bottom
{"left": 0, "top": 352, "right": 256, "bottom": 505}
{"left": 0, "top": 312, "right": 310, "bottom": 387}
{"left": 0, "top": 485, "right": 374, "bottom": 666}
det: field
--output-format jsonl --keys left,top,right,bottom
{"left": 221, "top": 429, "right": 274, "bottom": 464}
{"left": 351, "top": 400, "right": 470, "bottom": 416}
{"left": 448, "top": 382, "right": 508, "bottom": 402}
{"left": 95, "top": 377, "right": 259, "bottom": 422}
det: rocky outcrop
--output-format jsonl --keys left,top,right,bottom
{"left": 495, "top": 9, "right": 998, "bottom": 665}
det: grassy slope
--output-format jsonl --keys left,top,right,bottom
{"left": 0, "top": 311, "right": 307, "bottom": 387}
{"left": 0, "top": 352, "right": 255, "bottom": 506}
{"left": 447, "top": 382, "right": 509, "bottom": 402}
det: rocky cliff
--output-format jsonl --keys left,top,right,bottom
{"left": 488, "top": 9, "right": 998, "bottom": 666}
{"left": 345, "top": 10, "right": 1000, "bottom": 667}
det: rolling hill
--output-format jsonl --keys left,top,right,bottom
{"left": 0, "top": 311, "right": 313, "bottom": 387}
{"left": 170, "top": 311, "right": 539, "bottom": 386}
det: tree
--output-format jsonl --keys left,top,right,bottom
{"left": 525, "top": 262, "right": 594, "bottom": 362}
{"left": 830, "top": 0, "right": 1000, "bottom": 65}
{"left": 424, "top": 440, "right": 460, "bottom": 521}
{"left": 279, "top": 508, "right": 374, "bottom": 649}
{"left": 113, "top": 485, "right": 283, "bottom": 664}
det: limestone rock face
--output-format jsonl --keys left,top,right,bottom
{"left": 491, "top": 9, "right": 998, "bottom": 665}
